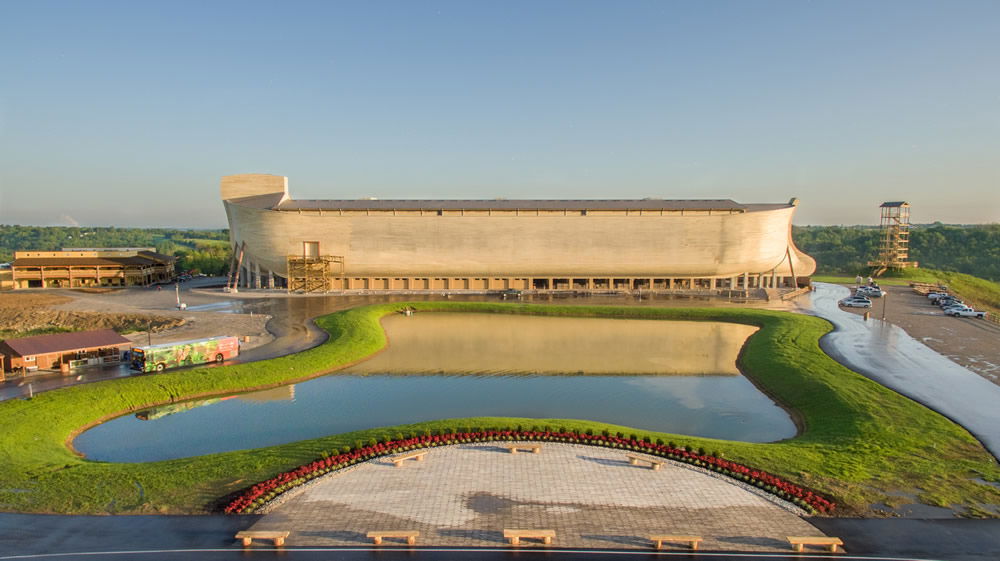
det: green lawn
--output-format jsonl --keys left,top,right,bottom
{"left": 0, "top": 302, "right": 997, "bottom": 516}
{"left": 811, "top": 275, "right": 911, "bottom": 286}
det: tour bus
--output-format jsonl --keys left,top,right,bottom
{"left": 130, "top": 335, "right": 240, "bottom": 373}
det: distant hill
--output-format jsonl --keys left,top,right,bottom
{"left": 793, "top": 223, "right": 1000, "bottom": 282}
{"left": 0, "top": 226, "right": 232, "bottom": 276}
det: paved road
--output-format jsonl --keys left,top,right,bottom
{"left": 0, "top": 511, "right": 993, "bottom": 561}
{"left": 800, "top": 283, "right": 1000, "bottom": 460}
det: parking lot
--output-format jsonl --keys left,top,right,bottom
{"left": 837, "top": 284, "right": 1000, "bottom": 385}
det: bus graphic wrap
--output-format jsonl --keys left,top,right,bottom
{"left": 131, "top": 336, "right": 239, "bottom": 373}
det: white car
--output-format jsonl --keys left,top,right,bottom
{"left": 840, "top": 297, "right": 873, "bottom": 308}
{"left": 857, "top": 287, "right": 885, "bottom": 298}
{"left": 947, "top": 307, "right": 987, "bottom": 318}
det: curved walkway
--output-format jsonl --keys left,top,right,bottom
{"left": 799, "top": 283, "right": 1000, "bottom": 460}
{"left": 248, "top": 442, "right": 823, "bottom": 551}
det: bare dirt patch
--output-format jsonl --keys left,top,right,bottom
{"left": 0, "top": 292, "right": 185, "bottom": 337}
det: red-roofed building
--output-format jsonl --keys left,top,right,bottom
{"left": 0, "top": 329, "right": 132, "bottom": 374}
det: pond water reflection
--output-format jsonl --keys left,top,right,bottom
{"left": 359, "top": 313, "right": 757, "bottom": 375}
{"left": 74, "top": 314, "right": 796, "bottom": 462}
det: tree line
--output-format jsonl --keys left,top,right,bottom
{"left": 0, "top": 226, "right": 232, "bottom": 276}
{"left": 793, "top": 223, "right": 1000, "bottom": 281}
{"left": 3, "top": 223, "right": 997, "bottom": 282}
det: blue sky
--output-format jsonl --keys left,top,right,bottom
{"left": 1, "top": 0, "right": 997, "bottom": 227}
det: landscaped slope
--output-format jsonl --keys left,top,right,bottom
{"left": 0, "top": 303, "right": 997, "bottom": 516}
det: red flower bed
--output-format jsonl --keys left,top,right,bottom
{"left": 223, "top": 430, "right": 836, "bottom": 514}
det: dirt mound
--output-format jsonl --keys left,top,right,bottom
{"left": 0, "top": 310, "right": 184, "bottom": 336}
{"left": 0, "top": 292, "right": 184, "bottom": 337}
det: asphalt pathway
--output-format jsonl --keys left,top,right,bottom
{"left": 800, "top": 283, "right": 1000, "bottom": 460}
{"left": 1, "top": 511, "right": 995, "bottom": 561}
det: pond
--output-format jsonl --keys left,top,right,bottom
{"left": 73, "top": 313, "right": 797, "bottom": 462}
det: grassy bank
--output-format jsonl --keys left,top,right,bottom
{"left": 882, "top": 268, "right": 1000, "bottom": 313}
{"left": 0, "top": 303, "right": 997, "bottom": 517}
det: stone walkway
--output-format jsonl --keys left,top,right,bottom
{"left": 249, "top": 442, "right": 827, "bottom": 551}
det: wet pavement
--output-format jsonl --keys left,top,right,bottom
{"left": 811, "top": 518, "right": 1000, "bottom": 561}
{"left": 0, "top": 363, "right": 140, "bottom": 401}
{"left": 799, "top": 283, "right": 1000, "bottom": 460}
{"left": 0, "top": 510, "right": 994, "bottom": 560}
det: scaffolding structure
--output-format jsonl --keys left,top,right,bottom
{"left": 286, "top": 255, "right": 344, "bottom": 293}
{"left": 868, "top": 201, "right": 916, "bottom": 276}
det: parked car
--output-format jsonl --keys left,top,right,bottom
{"left": 927, "top": 292, "right": 949, "bottom": 301}
{"left": 947, "top": 307, "right": 987, "bottom": 319}
{"left": 938, "top": 298, "right": 963, "bottom": 308}
{"left": 840, "top": 297, "right": 872, "bottom": 308}
{"left": 857, "top": 287, "right": 885, "bottom": 297}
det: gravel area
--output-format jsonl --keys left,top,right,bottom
{"left": 47, "top": 284, "right": 274, "bottom": 352}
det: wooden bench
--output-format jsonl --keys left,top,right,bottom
{"left": 391, "top": 451, "right": 427, "bottom": 467}
{"left": 626, "top": 454, "right": 664, "bottom": 470}
{"left": 649, "top": 535, "right": 703, "bottom": 551}
{"left": 235, "top": 530, "right": 289, "bottom": 547}
{"left": 506, "top": 444, "right": 542, "bottom": 454}
{"left": 787, "top": 536, "right": 844, "bottom": 553}
{"left": 504, "top": 528, "right": 555, "bottom": 546}
{"left": 367, "top": 530, "right": 419, "bottom": 545}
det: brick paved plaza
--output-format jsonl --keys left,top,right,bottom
{"left": 248, "top": 442, "right": 829, "bottom": 551}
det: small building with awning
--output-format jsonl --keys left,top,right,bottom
{"left": 0, "top": 329, "right": 132, "bottom": 374}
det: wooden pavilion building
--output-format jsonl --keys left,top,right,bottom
{"left": 11, "top": 248, "right": 176, "bottom": 289}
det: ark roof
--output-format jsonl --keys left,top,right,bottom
{"left": 262, "top": 198, "right": 790, "bottom": 212}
